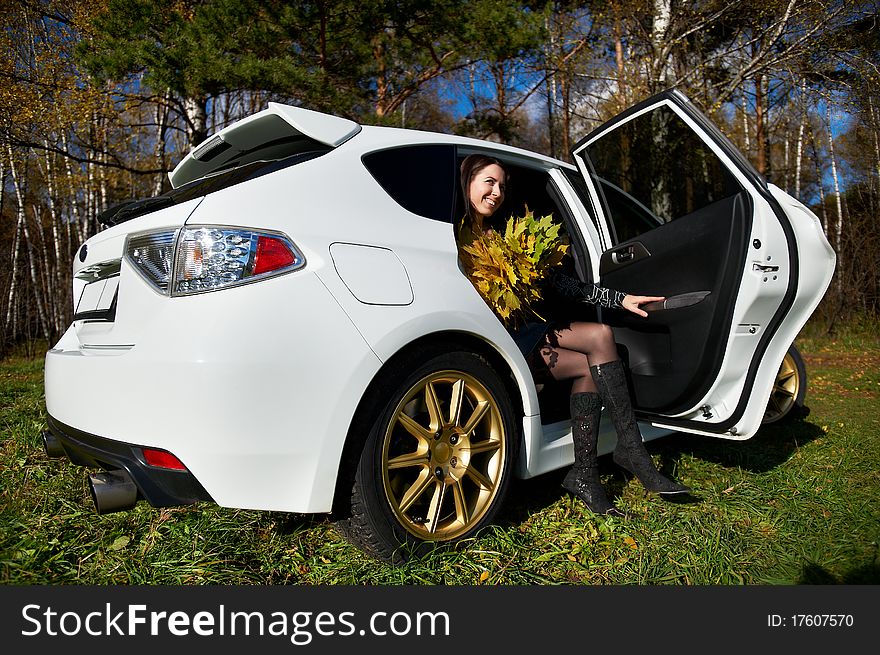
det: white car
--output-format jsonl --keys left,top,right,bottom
{"left": 43, "top": 90, "right": 835, "bottom": 562}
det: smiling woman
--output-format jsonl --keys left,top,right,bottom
{"left": 455, "top": 153, "right": 690, "bottom": 518}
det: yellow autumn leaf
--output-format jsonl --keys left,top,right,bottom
{"left": 460, "top": 208, "right": 569, "bottom": 329}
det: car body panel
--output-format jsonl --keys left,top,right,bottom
{"left": 47, "top": 270, "right": 383, "bottom": 512}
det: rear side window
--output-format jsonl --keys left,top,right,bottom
{"left": 362, "top": 145, "right": 457, "bottom": 223}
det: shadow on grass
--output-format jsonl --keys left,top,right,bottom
{"left": 495, "top": 414, "right": 825, "bottom": 530}
{"left": 655, "top": 415, "right": 826, "bottom": 475}
{"left": 801, "top": 534, "right": 880, "bottom": 584}
{"left": 799, "top": 560, "right": 880, "bottom": 584}
{"left": 268, "top": 511, "right": 331, "bottom": 535}
{"left": 494, "top": 455, "right": 683, "bottom": 530}
{"left": 497, "top": 469, "right": 570, "bottom": 528}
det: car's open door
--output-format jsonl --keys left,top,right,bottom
{"left": 572, "top": 90, "right": 834, "bottom": 440}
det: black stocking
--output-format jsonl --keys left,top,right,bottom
{"left": 528, "top": 322, "right": 619, "bottom": 393}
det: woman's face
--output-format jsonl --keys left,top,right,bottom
{"left": 468, "top": 163, "right": 506, "bottom": 218}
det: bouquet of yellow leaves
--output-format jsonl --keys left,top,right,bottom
{"left": 461, "top": 208, "right": 569, "bottom": 329}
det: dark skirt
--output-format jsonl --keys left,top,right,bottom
{"left": 511, "top": 321, "right": 550, "bottom": 357}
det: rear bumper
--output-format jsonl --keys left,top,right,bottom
{"left": 45, "top": 414, "right": 213, "bottom": 507}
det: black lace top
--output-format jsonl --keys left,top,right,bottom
{"left": 546, "top": 266, "right": 627, "bottom": 309}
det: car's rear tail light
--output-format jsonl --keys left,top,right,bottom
{"left": 253, "top": 235, "right": 297, "bottom": 275}
{"left": 141, "top": 448, "right": 187, "bottom": 471}
{"left": 126, "top": 230, "right": 178, "bottom": 293}
{"left": 125, "top": 226, "right": 305, "bottom": 296}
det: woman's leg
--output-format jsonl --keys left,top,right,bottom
{"left": 533, "top": 322, "right": 690, "bottom": 496}
{"left": 530, "top": 323, "right": 623, "bottom": 514}
{"left": 561, "top": 390, "right": 622, "bottom": 516}
{"left": 532, "top": 321, "right": 619, "bottom": 393}
{"left": 590, "top": 360, "right": 690, "bottom": 494}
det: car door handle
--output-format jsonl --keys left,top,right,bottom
{"left": 613, "top": 247, "right": 634, "bottom": 263}
{"left": 643, "top": 291, "right": 711, "bottom": 312}
{"left": 600, "top": 242, "right": 651, "bottom": 275}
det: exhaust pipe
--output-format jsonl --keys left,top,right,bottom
{"left": 42, "top": 430, "right": 66, "bottom": 458}
{"left": 88, "top": 469, "right": 138, "bottom": 514}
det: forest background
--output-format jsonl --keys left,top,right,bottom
{"left": 1, "top": 0, "right": 878, "bottom": 355}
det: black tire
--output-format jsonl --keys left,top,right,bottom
{"left": 335, "top": 345, "right": 519, "bottom": 563}
{"left": 762, "top": 343, "right": 808, "bottom": 424}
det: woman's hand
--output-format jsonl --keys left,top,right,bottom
{"left": 621, "top": 294, "right": 665, "bottom": 318}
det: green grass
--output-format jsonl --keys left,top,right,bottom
{"left": 2, "top": 321, "right": 878, "bottom": 585}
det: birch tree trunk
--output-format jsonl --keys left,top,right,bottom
{"left": 826, "top": 103, "right": 844, "bottom": 296}
{"left": 4, "top": 161, "right": 23, "bottom": 336}
{"left": 652, "top": 0, "right": 673, "bottom": 91}
{"left": 42, "top": 144, "right": 67, "bottom": 332}
{"left": 184, "top": 95, "right": 209, "bottom": 148}
{"left": 808, "top": 125, "right": 828, "bottom": 233}
{"left": 7, "top": 146, "right": 50, "bottom": 342}
{"left": 60, "top": 133, "right": 86, "bottom": 246}
{"left": 97, "top": 114, "right": 109, "bottom": 215}
{"left": 154, "top": 90, "right": 171, "bottom": 196}
{"left": 783, "top": 138, "right": 790, "bottom": 193}
{"left": 794, "top": 122, "right": 805, "bottom": 200}
{"left": 561, "top": 74, "right": 571, "bottom": 154}
{"left": 5, "top": 218, "right": 22, "bottom": 338}
{"left": 86, "top": 139, "right": 96, "bottom": 236}
{"left": 794, "top": 79, "right": 809, "bottom": 200}
{"left": 31, "top": 200, "right": 57, "bottom": 335}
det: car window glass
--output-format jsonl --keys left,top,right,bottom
{"left": 362, "top": 144, "right": 457, "bottom": 223}
{"left": 561, "top": 167, "right": 603, "bottom": 240}
{"left": 583, "top": 105, "right": 742, "bottom": 243}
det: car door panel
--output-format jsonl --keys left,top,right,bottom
{"left": 599, "top": 191, "right": 750, "bottom": 413}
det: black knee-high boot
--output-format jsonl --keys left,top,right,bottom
{"left": 590, "top": 360, "right": 691, "bottom": 495}
{"left": 561, "top": 391, "right": 624, "bottom": 516}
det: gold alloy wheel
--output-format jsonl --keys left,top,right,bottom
{"left": 763, "top": 350, "right": 802, "bottom": 424}
{"left": 381, "top": 370, "right": 507, "bottom": 541}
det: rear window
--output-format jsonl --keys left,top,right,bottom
{"left": 98, "top": 146, "right": 331, "bottom": 227}
{"left": 362, "top": 144, "right": 457, "bottom": 223}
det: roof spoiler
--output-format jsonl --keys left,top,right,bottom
{"left": 168, "top": 103, "right": 361, "bottom": 188}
